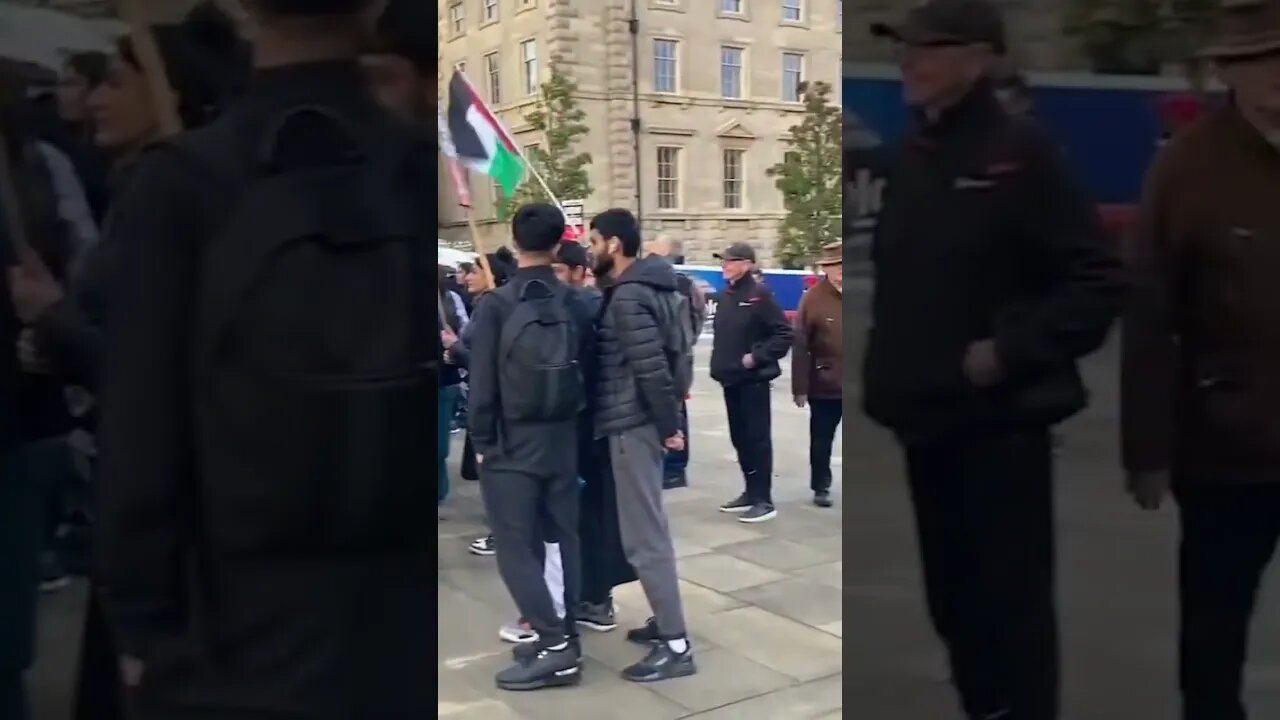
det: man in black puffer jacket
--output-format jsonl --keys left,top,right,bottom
{"left": 588, "top": 209, "right": 696, "bottom": 684}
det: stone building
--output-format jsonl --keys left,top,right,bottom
{"left": 439, "top": 0, "right": 843, "bottom": 265}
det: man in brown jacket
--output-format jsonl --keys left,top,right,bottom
{"left": 793, "top": 242, "right": 843, "bottom": 508}
{"left": 1122, "top": 2, "right": 1280, "bottom": 719}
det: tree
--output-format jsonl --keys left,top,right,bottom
{"left": 1064, "top": 0, "right": 1217, "bottom": 77}
{"left": 496, "top": 65, "right": 592, "bottom": 220}
{"left": 768, "top": 81, "right": 842, "bottom": 270}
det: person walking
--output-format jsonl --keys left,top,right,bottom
{"left": 863, "top": 2, "right": 1124, "bottom": 719}
{"left": 94, "top": 2, "right": 436, "bottom": 717}
{"left": 709, "top": 242, "right": 793, "bottom": 523}
{"left": 1122, "top": 3, "right": 1280, "bottom": 719}
{"left": 588, "top": 208, "right": 696, "bottom": 682}
{"left": 792, "top": 242, "right": 844, "bottom": 508}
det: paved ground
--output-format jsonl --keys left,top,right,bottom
{"left": 437, "top": 348, "right": 844, "bottom": 720}
{"left": 29, "top": 294, "right": 1280, "bottom": 719}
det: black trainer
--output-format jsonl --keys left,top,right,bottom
{"left": 495, "top": 642, "right": 582, "bottom": 691}
{"left": 621, "top": 641, "right": 697, "bottom": 683}
{"left": 738, "top": 502, "right": 777, "bottom": 523}
{"left": 575, "top": 601, "right": 618, "bottom": 632}
{"left": 719, "top": 494, "right": 753, "bottom": 514}
{"left": 625, "top": 617, "right": 660, "bottom": 645}
{"left": 513, "top": 635, "right": 582, "bottom": 663}
{"left": 813, "top": 491, "right": 833, "bottom": 508}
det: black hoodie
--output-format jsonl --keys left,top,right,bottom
{"left": 594, "top": 255, "right": 682, "bottom": 441}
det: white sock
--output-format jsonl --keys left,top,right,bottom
{"left": 667, "top": 637, "right": 688, "bottom": 653}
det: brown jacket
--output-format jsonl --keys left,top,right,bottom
{"left": 792, "top": 278, "right": 843, "bottom": 399}
{"left": 1122, "top": 104, "right": 1280, "bottom": 485}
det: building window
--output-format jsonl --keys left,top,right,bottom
{"left": 653, "top": 39, "right": 678, "bottom": 93}
{"left": 483, "top": 0, "right": 499, "bottom": 22}
{"left": 449, "top": 2, "right": 465, "bottom": 34}
{"left": 720, "top": 0, "right": 743, "bottom": 12}
{"left": 782, "top": 52, "right": 804, "bottom": 101}
{"left": 722, "top": 149, "right": 744, "bottom": 209}
{"left": 656, "top": 146, "right": 680, "bottom": 210}
{"left": 485, "top": 52, "right": 501, "bottom": 105}
{"left": 782, "top": 0, "right": 802, "bottom": 22}
{"left": 720, "top": 46, "right": 743, "bottom": 99}
{"left": 520, "top": 39, "right": 538, "bottom": 95}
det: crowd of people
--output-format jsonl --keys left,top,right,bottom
{"left": 0, "top": 0, "right": 850, "bottom": 715}
{"left": 435, "top": 205, "right": 846, "bottom": 689}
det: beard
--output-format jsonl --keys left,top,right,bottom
{"left": 593, "top": 253, "right": 615, "bottom": 278}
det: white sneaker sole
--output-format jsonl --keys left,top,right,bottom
{"left": 738, "top": 510, "right": 777, "bottom": 523}
{"left": 498, "top": 627, "right": 539, "bottom": 644}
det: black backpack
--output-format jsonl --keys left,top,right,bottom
{"left": 657, "top": 289, "right": 696, "bottom": 398}
{"left": 496, "top": 278, "right": 584, "bottom": 422}
{"left": 171, "top": 106, "right": 436, "bottom": 553}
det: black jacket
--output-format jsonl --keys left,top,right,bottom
{"left": 862, "top": 81, "right": 1124, "bottom": 442}
{"left": 595, "top": 256, "right": 683, "bottom": 441}
{"left": 95, "top": 62, "right": 435, "bottom": 718}
{"left": 0, "top": 201, "right": 16, "bottom": 447}
{"left": 468, "top": 265, "right": 596, "bottom": 476}
{"left": 710, "top": 274, "right": 794, "bottom": 387}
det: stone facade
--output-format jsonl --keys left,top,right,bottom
{"left": 439, "top": 0, "right": 842, "bottom": 265}
{"left": 845, "top": 0, "right": 1087, "bottom": 71}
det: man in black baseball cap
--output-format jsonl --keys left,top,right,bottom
{"left": 712, "top": 242, "right": 757, "bottom": 264}
{"left": 870, "top": 0, "right": 1006, "bottom": 113}
{"left": 863, "top": 0, "right": 1124, "bottom": 719}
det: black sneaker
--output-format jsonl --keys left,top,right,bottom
{"left": 495, "top": 642, "right": 582, "bottom": 691}
{"left": 662, "top": 472, "right": 688, "bottom": 490}
{"left": 513, "top": 635, "right": 582, "bottom": 663}
{"left": 575, "top": 601, "right": 618, "bottom": 632}
{"left": 625, "top": 617, "right": 660, "bottom": 645}
{"left": 468, "top": 534, "right": 496, "bottom": 556}
{"left": 621, "top": 641, "right": 697, "bottom": 683}
{"left": 719, "top": 494, "right": 753, "bottom": 514}
{"left": 738, "top": 503, "right": 777, "bottom": 523}
{"left": 813, "top": 491, "right": 833, "bottom": 508}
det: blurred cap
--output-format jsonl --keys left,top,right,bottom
{"left": 870, "top": 0, "right": 1007, "bottom": 55}
{"left": 554, "top": 241, "right": 590, "bottom": 269}
{"left": 713, "top": 242, "right": 757, "bottom": 263}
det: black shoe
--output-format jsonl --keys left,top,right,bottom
{"left": 719, "top": 494, "right": 753, "bottom": 514}
{"left": 621, "top": 641, "right": 697, "bottom": 683}
{"left": 738, "top": 502, "right": 777, "bottom": 523}
{"left": 575, "top": 601, "right": 618, "bottom": 632}
{"left": 625, "top": 617, "right": 660, "bottom": 645}
{"left": 663, "top": 472, "right": 688, "bottom": 490}
{"left": 468, "top": 534, "right": 496, "bottom": 556}
{"left": 495, "top": 642, "right": 582, "bottom": 691}
{"left": 513, "top": 635, "right": 582, "bottom": 663}
{"left": 813, "top": 491, "right": 833, "bottom": 508}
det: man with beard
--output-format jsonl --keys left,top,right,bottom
{"left": 588, "top": 209, "right": 695, "bottom": 682}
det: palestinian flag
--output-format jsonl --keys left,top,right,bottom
{"left": 447, "top": 72, "right": 525, "bottom": 197}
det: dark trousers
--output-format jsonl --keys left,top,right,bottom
{"left": 1176, "top": 484, "right": 1280, "bottom": 720}
{"left": 662, "top": 402, "right": 689, "bottom": 487}
{"left": 809, "top": 398, "right": 842, "bottom": 493}
{"left": 481, "top": 466, "right": 581, "bottom": 646}
{"left": 905, "top": 429, "right": 1058, "bottom": 720}
{"left": 724, "top": 382, "right": 773, "bottom": 504}
{"left": 0, "top": 446, "right": 43, "bottom": 720}
{"left": 74, "top": 589, "right": 127, "bottom": 720}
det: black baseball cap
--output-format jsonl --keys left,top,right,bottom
{"left": 713, "top": 243, "right": 757, "bottom": 263}
{"left": 870, "top": 0, "right": 1007, "bottom": 54}
{"left": 554, "top": 241, "right": 589, "bottom": 269}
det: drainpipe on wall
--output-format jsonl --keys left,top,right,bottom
{"left": 630, "top": 0, "right": 643, "bottom": 226}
